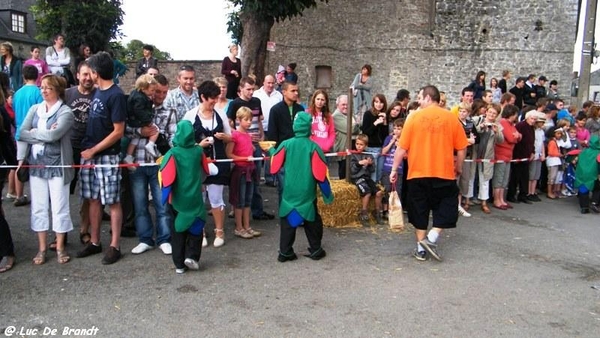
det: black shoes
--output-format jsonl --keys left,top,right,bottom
{"left": 303, "top": 247, "right": 326, "bottom": 260}
{"left": 527, "top": 194, "right": 541, "bottom": 202}
{"left": 277, "top": 252, "right": 298, "bottom": 262}
{"left": 76, "top": 243, "right": 103, "bottom": 258}
{"left": 517, "top": 196, "right": 532, "bottom": 204}
{"left": 253, "top": 212, "right": 275, "bottom": 220}
{"left": 419, "top": 238, "right": 442, "bottom": 261}
{"left": 413, "top": 250, "right": 427, "bottom": 261}
{"left": 102, "top": 246, "right": 122, "bottom": 265}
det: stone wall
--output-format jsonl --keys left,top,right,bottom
{"left": 118, "top": 60, "right": 223, "bottom": 93}
{"left": 265, "top": 0, "right": 579, "bottom": 106}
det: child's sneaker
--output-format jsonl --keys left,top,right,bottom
{"left": 374, "top": 211, "right": 384, "bottom": 225}
{"left": 359, "top": 210, "right": 370, "bottom": 227}
{"left": 123, "top": 155, "right": 136, "bottom": 172}
{"left": 145, "top": 142, "right": 159, "bottom": 158}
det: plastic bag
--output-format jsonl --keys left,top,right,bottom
{"left": 388, "top": 190, "right": 404, "bottom": 230}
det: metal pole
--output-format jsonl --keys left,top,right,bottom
{"left": 577, "top": 0, "right": 597, "bottom": 106}
{"left": 346, "top": 88, "right": 353, "bottom": 182}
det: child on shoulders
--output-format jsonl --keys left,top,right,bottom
{"left": 124, "top": 74, "right": 159, "bottom": 169}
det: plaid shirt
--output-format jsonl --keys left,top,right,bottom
{"left": 164, "top": 87, "right": 200, "bottom": 121}
{"left": 126, "top": 104, "right": 178, "bottom": 164}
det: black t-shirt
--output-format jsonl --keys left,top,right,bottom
{"left": 226, "top": 97, "right": 263, "bottom": 136}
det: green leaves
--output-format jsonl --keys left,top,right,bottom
{"left": 31, "top": 0, "right": 124, "bottom": 56}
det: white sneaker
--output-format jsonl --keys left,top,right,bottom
{"left": 458, "top": 205, "right": 471, "bottom": 217}
{"left": 145, "top": 142, "right": 159, "bottom": 158}
{"left": 184, "top": 258, "right": 199, "bottom": 270}
{"left": 175, "top": 268, "right": 186, "bottom": 274}
{"left": 159, "top": 243, "right": 172, "bottom": 255}
{"left": 214, "top": 236, "right": 225, "bottom": 248}
{"left": 202, "top": 236, "right": 208, "bottom": 248}
{"left": 131, "top": 243, "right": 153, "bottom": 254}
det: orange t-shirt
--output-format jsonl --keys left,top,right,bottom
{"left": 398, "top": 104, "right": 469, "bottom": 180}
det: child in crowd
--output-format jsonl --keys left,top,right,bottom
{"left": 23, "top": 46, "right": 49, "bottom": 87}
{"left": 124, "top": 74, "right": 159, "bottom": 169}
{"left": 527, "top": 112, "right": 546, "bottom": 201}
{"left": 351, "top": 134, "right": 384, "bottom": 225}
{"left": 380, "top": 119, "right": 404, "bottom": 220}
{"left": 575, "top": 113, "right": 590, "bottom": 148}
{"left": 555, "top": 119, "right": 573, "bottom": 197}
{"left": 226, "top": 107, "right": 261, "bottom": 240}
{"left": 563, "top": 126, "right": 581, "bottom": 195}
{"left": 159, "top": 120, "right": 213, "bottom": 274}
{"left": 545, "top": 127, "right": 564, "bottom": 199}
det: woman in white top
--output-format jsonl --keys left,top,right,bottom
{"left": 45, "top": 34, "right": 71, "bottom": 76}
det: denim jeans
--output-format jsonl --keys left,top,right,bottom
{"left": 251, "top": 144, "right": 264, "bottom": 217}
{"left": 130, "top": 166, "right": 172, "bottom": 246}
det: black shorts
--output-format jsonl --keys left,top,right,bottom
{"left": 406, "top": 178, "right": 459, "bottom": 230}
{"left": 355, "top": 177, "right": 379, "bottom": 197}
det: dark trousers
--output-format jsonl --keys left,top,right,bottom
{"left": 578, "top": 180, "right": 600, "bottom": 209}
{"left": 338, "top": 159, "right": 347, "bottom": 180}
{"left": 120, "top": 169, "right": 135, "bottom": 229}
{"left": 0, "top": 180, "right": 14, "bottom": 257}
{"left": 169, "top": 208, "right": 201, "bottom": 269}
{"left": 508, "top": 162, "right": 529, "bottom": 199}
{"left": 279, "top": 200, "right": 323, "bottom": 255}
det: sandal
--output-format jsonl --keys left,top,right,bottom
{"left": 49, "top": 233, "right": 68, "bottom": 251}
{"left": 234, "top": 229, "right": 253, "bottom": 239}
{"left": 246, "top": 228, "right": 262, "bottom": 237}
{"left": 57, "top": 250, "right": 71, "bottom": 264}
{"left": 33, "top": 251, "right": 46, "bottom": 265}
{"left": 0, "top": 256, "right": 15, "bottom": 273}
{"left": 80, "top": 232, "right": 91, "bottom": 245}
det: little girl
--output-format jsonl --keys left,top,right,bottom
{"left": 124, "top": 74, "right": 158, "bottom": 169}
{"left": 226, "top": 107, "right": 261, "bottom": 239}
{"left": 23, "top": 46, "right": 49, "bottom": 87}
{"left": 546, "top": 127, "right": 564, "bottom": 199}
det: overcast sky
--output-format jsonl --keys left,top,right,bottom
{"left": 119, "top": 0, "right": 233, "bottom": 60}
{"left": 120, "top": 0, "right": 599, "bottom": 73}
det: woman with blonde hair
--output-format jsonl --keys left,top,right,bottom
{"left": 17, "top": 74, "right": 75, "bottom": 264}
{"left": 221, "top": 45, "right": 241, "bottom": 99}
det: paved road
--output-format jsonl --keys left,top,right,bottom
{"left": 1, "top": 181, "right": 599, "bottom": 338}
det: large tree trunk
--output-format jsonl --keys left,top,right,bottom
{"left": 239, "top": 12, "right": 274, "bottom": 86}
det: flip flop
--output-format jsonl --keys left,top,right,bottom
{"left": 493, "top": 204, "right": 508, "bottom": 210}
{"left": 33, "top": 251, "right": 46, "bottom": 265}
{"left": 0, "top": 256, "right": 14, "bottom": 273}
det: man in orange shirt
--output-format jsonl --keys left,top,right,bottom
{"left": 390, "top": 85, "right": 469, "bottom": 261}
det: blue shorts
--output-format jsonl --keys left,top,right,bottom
{"left": 80, "top": 155, "right": 122, "bottom": 205}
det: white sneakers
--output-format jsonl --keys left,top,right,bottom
{"left": 458, "top": 205, "right": 472, "bottom": 217}
{"left": 131, "top": 242, "right": 172, "bottom": 255}
{"left": 131, "top": 243, "right": 152, "bottom": 254}
{"left": 202, "top": 236, "right": 208, "bottom": 248}
{"left": 159, "top": 243, "right": 172, "bottom": 255}
{"left": 184, "top": 258, "right": 199, "bottom": 270}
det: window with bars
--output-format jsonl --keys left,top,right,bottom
{"left": 11, "top": 13, "right": 25, "bottom": 33}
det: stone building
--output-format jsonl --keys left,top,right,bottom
{"left": 0, "top": 0, "right": 47, "bottom": 59}
{"left": 265, "top": 0, "right": 579, "bottom": 105}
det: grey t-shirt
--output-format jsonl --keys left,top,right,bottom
{"left": 65, "top": 86, "right": 96, "bottom": 149}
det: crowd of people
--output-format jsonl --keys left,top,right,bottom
{"left": 0, "top": 36, "right": 598, "bottom": 274}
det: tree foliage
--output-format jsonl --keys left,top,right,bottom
{"left": 120, "top": 40, "right": 172, "bottom": 62}
{"left": 31, "top": 0, "right": 124, "bottom": 57}
{"left": 226, "top": 0, "right": 327, "bottom": 44}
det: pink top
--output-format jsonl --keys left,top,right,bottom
{"left": 309, "top": 110, "right": 335, "bottom": 152}
{"left": 495, "top": 118, "right": 520, "bottom": 161}
{"left": 576, "top": 126, "right": 590, "bottom": 143}
{"left": 231, "top": 130, "right": 254, "bottom": 167}
{"left": 24, "top": 59, "right": 50, "bottom": 87}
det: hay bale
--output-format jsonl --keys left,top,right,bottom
{"left": 317, "top": 179, "right": 386, "bottom": 228}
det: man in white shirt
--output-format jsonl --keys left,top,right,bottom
{"left": 253, "top": 75, "right": 282, "bottom": 186}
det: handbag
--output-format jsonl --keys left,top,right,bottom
{"left": 16, "top": 159, "right": 29, "bottom": 183}
{"left": 155, "top": 108, "right": 176, "bottom": 156}
{"left": 388, "top": 187, "right": 404, "bottom": 230}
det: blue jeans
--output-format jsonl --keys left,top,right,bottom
{"left": 366, "top": 147, "right": 382, "bottom": 182}
{"left": 251, "top": 144, "right": 264, "bottom": 217}
{"left": 130, "top": 166, "right": 172, "bottom": 246}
